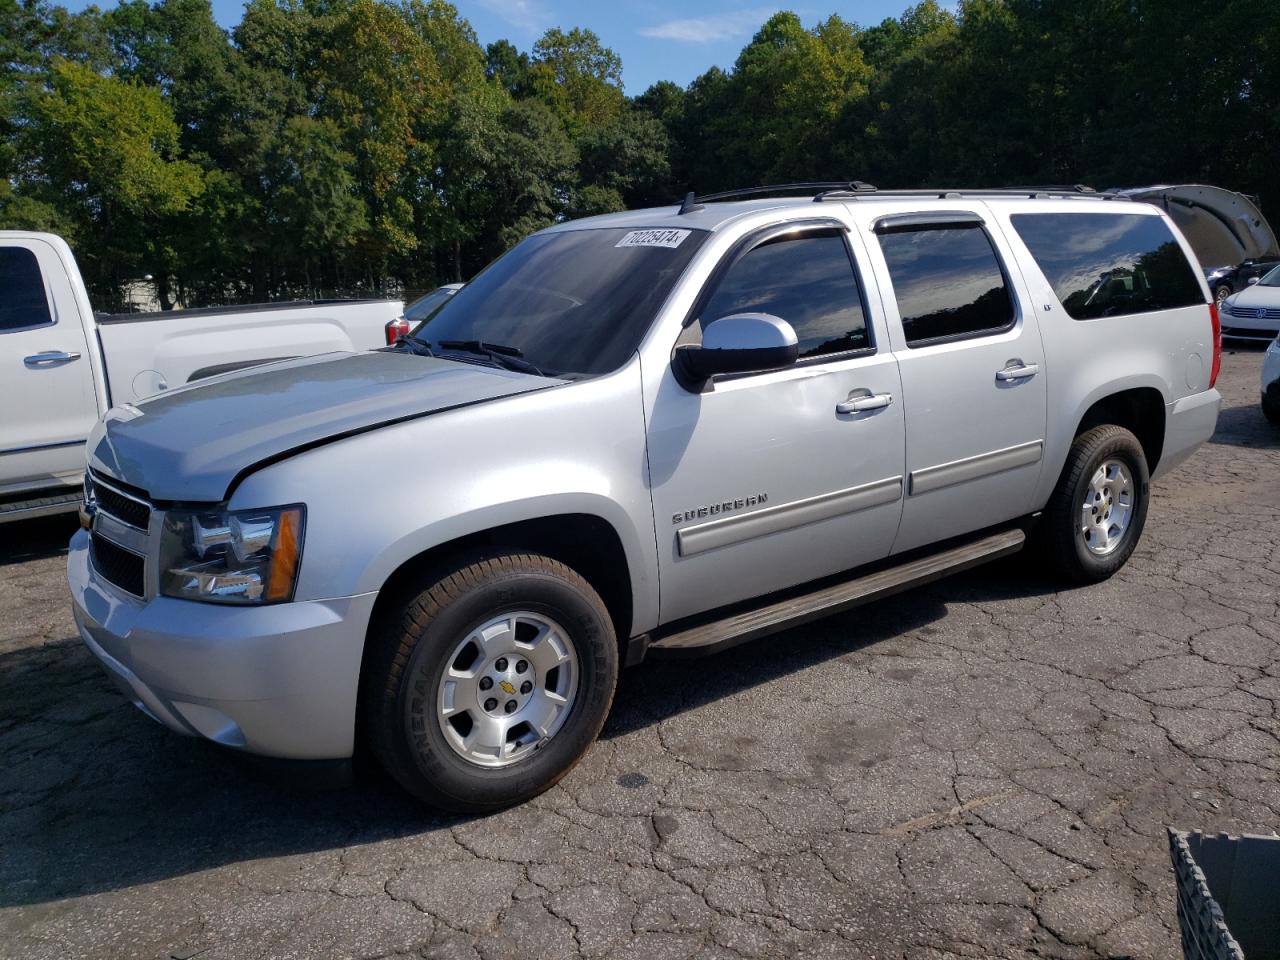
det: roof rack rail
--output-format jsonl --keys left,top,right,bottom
{"left": 816, "top": 184, "right": 1122, "bottom": 202}
{"left": 676, "top": 183, "right": 1122, "bottom": 213}
{"left": 677, "top": 181, "right": 877, "bottom": 214}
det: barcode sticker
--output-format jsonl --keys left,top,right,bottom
{"left": 616, "top": 229, "right": 691, "bottom": 249}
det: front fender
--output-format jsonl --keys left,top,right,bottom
{"left": 230, "top": 364, "right": 659, "bottom": 635}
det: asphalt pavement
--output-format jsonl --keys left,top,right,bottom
{"left": 1, "top": 348, "right": 1277, "bottom": 960}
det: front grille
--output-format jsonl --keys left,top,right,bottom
{"left": 89, "top": 474, "right": 151, "bottom": 529}
{"left": 1225, "top": 305, "right": 1280, "bottom": 320}
{"left": 90, "top": 533, "right": 145, "bottom": 597}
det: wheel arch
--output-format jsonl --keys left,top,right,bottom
{"left": 358, "top": 511, "right": 638, "bottom": 714}
{"left": 1072, "top": 386, "right": 1167, "bottom": 474}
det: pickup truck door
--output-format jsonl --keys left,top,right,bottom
{"left": 645, "top": 219, "right": 906, "bottom": 625}
{"left": 859, "top": 206, "right": 1048, "bottom": 553}
{"left": 0, "top": 239, "right": 100, "bottom": 491}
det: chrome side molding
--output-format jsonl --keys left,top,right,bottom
{"left": 676, "top": 475, "right": 903, "bottom": 557}
{"left": 909, "top": 439, "right": 1043, "bottom": 496}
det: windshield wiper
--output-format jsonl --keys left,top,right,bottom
{"left": 437, "top": 340, "right": 550, "bottom": 377}
{"left": 392, "top": 335, "right": 435, "bottom": 357}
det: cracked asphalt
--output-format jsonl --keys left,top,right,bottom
{"left": 2, "top": 349, "right": 1278, "bottom": 960}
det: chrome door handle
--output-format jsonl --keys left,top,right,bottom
{"left": 24, "top": 350, "right": 82, "bottom": 368}
{"left": 836, "top": 392, "right": 894, "bottom": 414}
{"left": 996, "top": 363, "right": 1039, "bottom": 381}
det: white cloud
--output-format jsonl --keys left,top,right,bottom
{"left": 471, "top": 0, "right": 547, "bottom": 34}
{"left": 639, "top": 8, "right": 775, "bottom": 44}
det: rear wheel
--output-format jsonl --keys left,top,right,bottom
{"left": 1040, "top": 425, "right": 1150, "bottom": 583}
{"left": 1214, "top": 283, "right": 1232, "bottom": 308}
{"left": 364, "top": 551, "right": 618, "bottom": 812}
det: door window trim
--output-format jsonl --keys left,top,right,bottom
{"left": 679, "top": 218, "right": 878, "bottom": 379}
{"left": 0, "top": 245, "right": 57, "bottom": 334}
{"left": 874, "top": 217, "right": 1020, "bottom": 350}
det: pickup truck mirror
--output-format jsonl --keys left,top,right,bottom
{"left": 675, "top": 313, "right": 799, "bottom": 387}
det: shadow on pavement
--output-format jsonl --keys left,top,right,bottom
{"left": 1209, "top": 403, "right": 1280, "bottom": 450}
{"left": 0, "top": 554, "right": 1060, "bottom": 909}
{"left": 0, "top": 514, "right": 79, "bottom": 567}
{"left": 604, "top": 553, "right": 1061, "bottom": 741}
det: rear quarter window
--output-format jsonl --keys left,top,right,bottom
{"left": 1010, "top": 212, "right": 1203, "bottom": 320}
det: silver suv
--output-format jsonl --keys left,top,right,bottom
{"left": 69, "top": 185, "right": 1222, "bottom": 811}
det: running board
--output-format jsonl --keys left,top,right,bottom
{"left": 0, "top": 490, "right": 82, "bottom": 524}
{"left": 646, "top": 527, "right": 1026, "bottom": 658}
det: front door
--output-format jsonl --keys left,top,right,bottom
{"left": 646, "top": 220, "right": 906, "bottom": 625}
{"left": 861, "top": 208, "right": 1048, "bottom": 553}
{"left": 0, "top": 240, "right": 98, "bottom": 491}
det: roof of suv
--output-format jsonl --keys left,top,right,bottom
{"left": 545, "top": 187, "right": 1139, "bottom": 236}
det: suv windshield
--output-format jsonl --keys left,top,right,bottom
{"left": 411, "top": 226, "right": 709, "bottom": 377}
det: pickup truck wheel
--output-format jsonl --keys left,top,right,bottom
{"left": 364, "top": 552, "right": 617, "bottom": 812}
{"left": 1040, "top": 425, "right": 1150, "bottom": 584}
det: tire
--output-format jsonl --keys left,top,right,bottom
{"left": 363, "top": 551, "right": 618, "bottom": 813}
{"left": 1264, "top": 394, "right": 1280, "bottom": 425}
{"left": 1214, "top": 283, "right": 1232, "bottom": 308}
{"left": 1039, "top": 425, "right": 1150, "bottom": 584}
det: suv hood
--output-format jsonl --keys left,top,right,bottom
{"left": 1117, "top": 184, "right": 1279, "bottom": 267}
{"left": 88, "top": 351, "right": 562, "bottom": 502}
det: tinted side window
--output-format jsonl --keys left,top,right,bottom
{"left": 877, "top": 226, "right": 1013, "bottom": 346}
{"left": 0, "top": 247, "right": 52, "bottom": 331}
{"left": 1010, "top": 213, "right": 1203, "bottom": 320}
{"left": 700, "top": 233, "right": 869, "bottom": 358}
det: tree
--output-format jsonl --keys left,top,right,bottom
{"left": 576, "top": 108, "right": 672, "bottom": 209}
{"left": 526, "top": 27, "right": 624, "bottom": 136}
{"left": 266, "top": 116, "right": 367, "bottom": 289}
{"left": 27, "top": 58, "right": 204, "bottom": 305}
{"left": 485, "top": 38, "right": 529, "bottom": 97}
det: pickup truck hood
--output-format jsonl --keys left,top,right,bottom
{"left": 88, "top": 351, "right": 562, "bottom": 502}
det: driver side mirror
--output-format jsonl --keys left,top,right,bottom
{"left": 674, "top": 313, "right": 799, "bottom": 389}
{"left": 1248, "top": 277, "right": 1261, "bottom": 286}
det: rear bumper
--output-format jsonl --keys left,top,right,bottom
{"left": 68, "top": 529, "right": 377, "bottom": 759}
{"left": 1154, "top": 389, "right": 1220, "bottom": 480}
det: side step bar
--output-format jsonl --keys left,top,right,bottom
{"left": 0, "top": 490, "right": 83, "bottom": 524}
{"left": 645, "top": 527, "right": 1026, "bottom": 659}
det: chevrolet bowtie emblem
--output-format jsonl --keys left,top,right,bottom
{"left": 499, "top": 680, "right": 516, "bottom": 695}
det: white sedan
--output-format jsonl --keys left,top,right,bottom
{"left": 1264, "top": 332, "right": 1280, "bottom": 424}
{"left": 1221, "top": 265, "right": 1280, "bottom": 343}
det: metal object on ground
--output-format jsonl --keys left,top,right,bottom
{"left": 1169, "top": 828, "right": 1280, "bottom": 960}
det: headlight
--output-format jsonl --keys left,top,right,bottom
{"left": 159, "top": 505, "right": 304, "bottom": 604}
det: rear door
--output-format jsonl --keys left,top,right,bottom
{"left": 0, "top": 239, "right": 99, "bottom": 491}
{"left": 855, "top": 205, "right": 1048, "bottom": 553}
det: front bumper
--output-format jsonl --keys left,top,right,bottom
{"left": 1154, "top": 388, "right": 1221, "bottom": 480}
{"left": 68, "top": 529, "right": 377, "bottom": 759}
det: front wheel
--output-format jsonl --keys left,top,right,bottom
{"left": 1264, "top": 393, "right": 1280, "bottom": 425}
{"left": 363, "top": 551, "right": 618, "bottom": 812}
{"left": 1039, "top": 425, "right": 1150, "bottom": 583}
{"left": 1214, "top": 284, "right": 1232, "bottom": 308}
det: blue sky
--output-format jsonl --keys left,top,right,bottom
{"left": 54, "top": 1, "right": 922, "bottom": 93}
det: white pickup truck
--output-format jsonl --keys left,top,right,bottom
{"left": 0, "top": 231, "right": 404, "bottom": 523}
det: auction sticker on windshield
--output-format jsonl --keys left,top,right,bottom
{"left": 616, "top": 229, "right": 691, "bottom": 249}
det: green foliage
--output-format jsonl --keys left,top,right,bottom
{"left": 1, "top": 0, "right": 1276, "bottom": 308}
{"left": 527, "top": 27, "right": 625, "bottom": 137}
